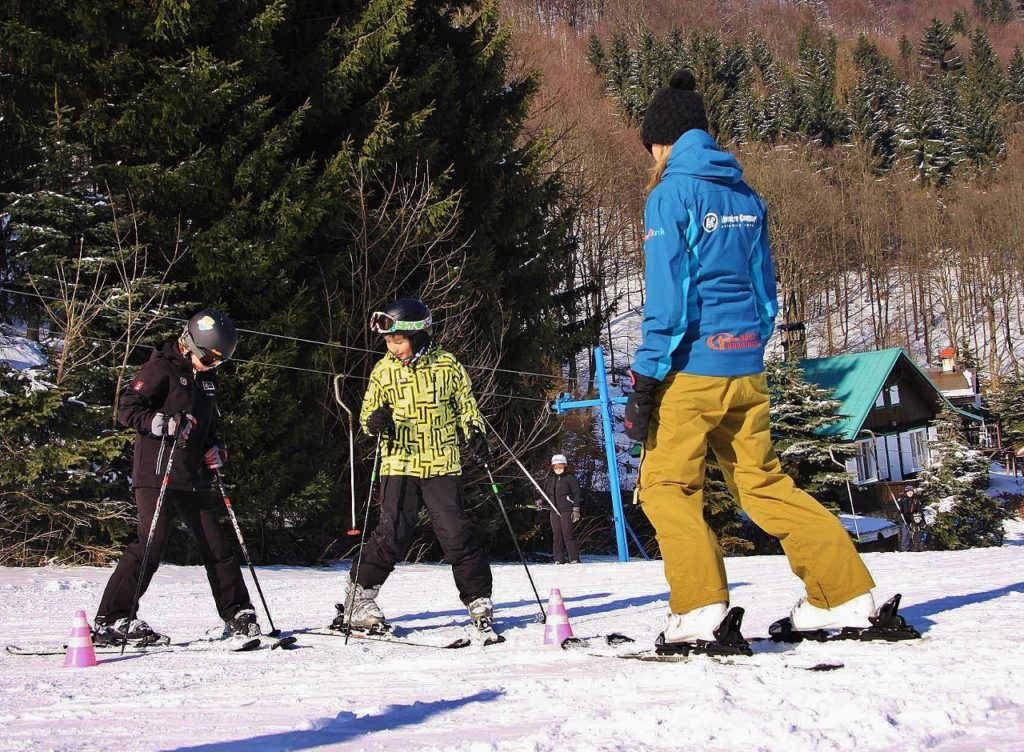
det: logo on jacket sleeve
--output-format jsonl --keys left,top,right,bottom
{"left": 644, "top": 227, "right": 666, "bottom": 242}
{"left": 131, "top": 378, "right": 145, "bottom": 391}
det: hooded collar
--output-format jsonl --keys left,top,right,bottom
{"left": 664, "top": 129, "right": 744, "bottom": 185}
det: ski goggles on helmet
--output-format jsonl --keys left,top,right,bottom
{"left": 181, "top": 330, "right": 226, "bottom": 367}
{"left": 369, "top": 311, "right": 432, "bottom": 335}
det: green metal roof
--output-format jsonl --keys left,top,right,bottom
{"left": 799, "top": 348, "right": 903, "bottom": 440}
{"left": 799, "top": 347, "right": 982, "bottom": 440}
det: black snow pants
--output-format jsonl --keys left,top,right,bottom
{"left": 550, "top": 509, "right": 580, "bottom": 563}
{"left": 97, "top": 486, "right": 252, "bottom": 622}
{"left": 352, "top": 474, "right": 492, "bottom": 604}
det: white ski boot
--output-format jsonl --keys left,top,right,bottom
{"left": 655, "top": 603, "right": 752, "bottom": 656}
{"left": 330, "top": 582, "right": 389, "bottom": 634}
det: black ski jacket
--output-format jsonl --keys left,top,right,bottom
{"left": 542, "top": 472, "right": 583, "bottom": 513}
{"left": 898, "top": 494, "right": 925, "bottom": 527}
{"left": 118, "top": 340, "right": 222, "bottom": 491}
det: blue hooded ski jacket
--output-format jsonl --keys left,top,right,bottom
{"left": 631, "top": 129, "right": 778, "bottom": 380}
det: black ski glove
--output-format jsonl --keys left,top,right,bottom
{"left": 468, "top": 429, "right": 491, "bottom": 463}
{"left": 623, "top": 371, "right": 659, "bottom": 442}
{"left": 366, "top": 403, "right": 394, "bottom": 437}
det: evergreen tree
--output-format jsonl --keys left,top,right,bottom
{"left": 604, "top": 30, "right": 633, "bottom": 115}
{"left": 625, "top": 28, "right": 667, "bottom": 121}
{"left": 918, "top": 19, "right": 963, "bottom": 78}
{"left": 0, "top": 91, "right": 183, "bottom": 564}
{"left": 764, "top": 357, "right": 851, "bottom": 504}
{"left": 919, "top": 402, "right": 1007, "bottom": 549}
{"left": 899, "top": 35, "right": 914, "bottom": 64}
{"left": 951, "top": 10, "right": 969, "bottom": 35}
{"left": 988, "top": 372, "right": 1024, "bottom": 450}
{"left": 1007, "top": 47, "right": 1024, "bottom": 105}
{"left": 2, "top": 0, "right": 593, "bottom": 564}
{"left": 895, "top": 82, "right": 956, "bottom": 186}
{"left": 795, "top": 32, "right": 847, "bottom": 148}
{"left": 964, "top": 27, "right": 1004, "bottom": 103}
{"left": 665, "top": 26, "right": 688, "bottom": 72}
{"left": 586, "top": 33, "right": 606, "bottom": 77}
{"left": 847, "top": 44, "right": 900, "bottom": 169}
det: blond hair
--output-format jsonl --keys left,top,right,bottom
{"left": 645, "top": 145, "right": 673, "bottom": 194}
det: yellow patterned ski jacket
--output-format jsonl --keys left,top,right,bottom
{"left": 360, "top": 347, "right": 485, "bottom": 477}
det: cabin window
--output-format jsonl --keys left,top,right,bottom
{"left": 852, "top": 439, "right": 878, "bottom": 485}
{"left": 907, "top": 429, "right": 930, "bottom": 471}
{"left": 889, "top": 384, "right": 901, "bottom": 405}
{"left": 875, "top": 391, "right": 885, "bottom": 408}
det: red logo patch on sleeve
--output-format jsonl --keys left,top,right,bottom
{"left": 131, "top": 378, "right": 145, "bottom": 391}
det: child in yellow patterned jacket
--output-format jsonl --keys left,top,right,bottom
{"left": 330, "top": 298, "right": 500, "bottom": 642}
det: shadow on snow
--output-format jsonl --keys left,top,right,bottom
{"left": 162, "top": 689, "right": 503, "bottom": 752}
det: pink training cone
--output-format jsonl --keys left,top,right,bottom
{"left": 543, "top": 588, "right": 574, "bottom": 645}
{"left": 64, "top": 610, "right": 97, "bottom": 668}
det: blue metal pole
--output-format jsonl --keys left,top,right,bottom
{"left": 594, "top": 346, "right": 629, "bottom": 562}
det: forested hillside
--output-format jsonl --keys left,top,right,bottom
{"left": 502, "top": 0, "right": 1024, "bottom": 380}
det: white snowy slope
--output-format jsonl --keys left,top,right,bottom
{"left": 2, "top": 475, "right": 1024, "bottom": 752}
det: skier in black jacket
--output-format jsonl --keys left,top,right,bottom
{"left": 541, "top": 454, "right": 583, "bottom": 564}
{"left": 92, "top": 309, "right": 261, "bottom": 645}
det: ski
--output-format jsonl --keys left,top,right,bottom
{"left": 607, "top": 650, "right": 844, "bottom": 671}
{"left": 7, "top": 637, "right": 261, "bottom": 656}
{"left": 298, "top": 628, "right": 472, "bottom": 650}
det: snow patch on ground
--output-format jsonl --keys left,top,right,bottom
{"left": 3, "top": 505, "right": 1024, "bottom": 750}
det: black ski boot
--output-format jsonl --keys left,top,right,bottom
{"left": 225, "top": 608, "right": 262, "bottom": 638}
{"left": 92, "top": 616, "right": 169, "bottom": 647}
{"left": 655, "top": 606, "right": 753, "bottom": 657}
{"left": 769, "top": 594, "right": 921, "bottom": 643}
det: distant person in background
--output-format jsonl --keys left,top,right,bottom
{"left": 541, "top": 454, "right": 583, "bottom": 564}
{"left": 898, "top": 487, "right": 926, "bottom": 553}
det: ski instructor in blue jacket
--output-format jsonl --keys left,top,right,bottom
{"left": 625, "top": 69, "right": 884, "bottom": 654}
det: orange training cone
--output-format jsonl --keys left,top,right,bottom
{"left": 543, "top": 588, "right": 574, "bottom": 645}
{"left": 64, "top": 610, "right": 97, "bottom": 668}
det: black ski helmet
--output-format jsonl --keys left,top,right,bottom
{"left": 370, "top": 298, "right": 432, "bottom": 354}
{"left": 181, "top": 308, "right": 238, "bottom": 364}
{"left": 370, "top": 298, "right": 432, "bottom": 335}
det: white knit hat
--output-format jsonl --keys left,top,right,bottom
{"left": 551, "top": 454, "right": 568, "bottom": 466}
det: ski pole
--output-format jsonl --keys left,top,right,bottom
{"left": 344, "top": 432, "right": 384, "bottom": 644}
{"left": 213, "top": 470, "right": 286, "bottom": 640}
{"left": 332, "top": 375, "right": 360, "bottom": 536}
{"left": 480, "top": 414, "right": 560, "bottom": 516}
{"left": 121, "top": 411, "right": 187, "bottom": 655}
{"left": 828, "top": 446, "right": 861, "bottom": 542}
{"left": 481, "top": 462, "right": 546, "bottom": 623}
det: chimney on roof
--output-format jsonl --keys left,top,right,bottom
{"left": 939, "top": 346, "right": 956, "bottom": 373}
{"left": 778, "top": 322, "right": 806, "bottom": 361}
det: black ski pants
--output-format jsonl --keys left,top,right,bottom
{"left": 97, "top": 486, "right": 252, "bottom": 622}
{"left": 550, "top": 508, "right": 579, "bottom": 563}
{"left": 353, "top": 474, "right": 492, "bottom": 604}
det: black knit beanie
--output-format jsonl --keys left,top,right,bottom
{"left": 640, "top": 69, "right": 708, "bottom": 150}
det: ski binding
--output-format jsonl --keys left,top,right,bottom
{"left": 768, "top": 593, "right": 921, "bottom": 644}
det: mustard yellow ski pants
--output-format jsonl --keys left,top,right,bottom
{"left": 638, "top": 371, "right": 875, "bottom": 614}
